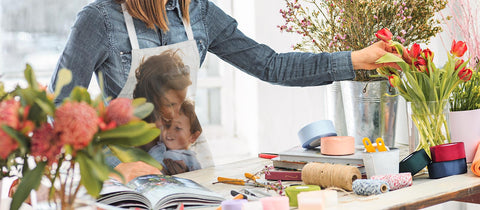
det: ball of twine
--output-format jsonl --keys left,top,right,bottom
{"left": 301, "top": 162, "right": 361, "bottom": 191}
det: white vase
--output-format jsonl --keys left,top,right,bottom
{"left": 449, "top": 109, "right": 480, "bottom": 163}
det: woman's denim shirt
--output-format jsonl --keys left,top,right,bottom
{"left": 48, "top": 0, "right": 355, "bottom": 104}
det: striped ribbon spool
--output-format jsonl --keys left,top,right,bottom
{"left": 352, "top": 179, "right": 389, "bottom": 196}
{"left": 370, "top": 173, "right": 412, "bottom": 191}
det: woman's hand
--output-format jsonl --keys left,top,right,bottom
{"left": 351, "top": 41, "right": 400, "bottom": 70}
{"left": 113, "top": 161, "right": 162, "bottom": 183}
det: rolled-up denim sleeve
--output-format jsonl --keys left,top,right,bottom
{"left": 205, "top": 2, "right": 355, "bottom": 87}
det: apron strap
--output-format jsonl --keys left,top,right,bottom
{"left": 122, "top": 3, "right": 140, "bottom": 50}
{"left": 122, "top": 3, "right": 194, "bottom": 49}
{"left": 182, "top": 19, "right": 194, "bottom": 41}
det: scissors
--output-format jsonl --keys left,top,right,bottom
{"left": 362, "top": 137, "right": 388, "bottom": 152}
{"left": 216, "top": 173, "right": 269, "bottom": 186}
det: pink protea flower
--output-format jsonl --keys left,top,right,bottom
{"left": 0, "top": 99, "right": 21, "bottom": 129}
{"left": 0, "top": 131, "right": 18, "bottom": 159}
{"left": 31, "top": 123, "right": 62, "bottom": 164}
{"left": 54, "top": 101, "right": 99, "bottom": 151}
{"left": 105, "top": 98, "right": 136, "bottom": 126}
{"left": 0, "top": 99, "right": 21, "bottom": 159}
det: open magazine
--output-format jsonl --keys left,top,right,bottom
{"left": 97, "top": 174, "right": 225, "bottom": 209}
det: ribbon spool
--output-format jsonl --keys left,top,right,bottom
{"left": 285, "top": 185, "right": 321, "bottom": 207}
{"left": 399, "top": 149, "right": 431, "bottom": 176}
{"left": 370, "top": 173, "right": 412, "bottom": 191}
{"left": 301, "top": 162, "right": 361, "bottom": 191}
{"left": 298, "top": 120, "right": 337, "bottom": 149}
{"left": 352, "top": 179, "right": 389, "bottom": 196}
{"left": 472, "top": 143, "right": 480, "bottom": 176}
{"left": 430, "top": 142, "right": 466, "bottom": 162}
{"left": 428, "top": 158, "right": 467, "bottom": 179}
{"left": 320, "top": 136, "right": 355, "bottom": 155}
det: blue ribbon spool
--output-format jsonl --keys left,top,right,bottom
{"left": 298, "top": 120, "right": 337, "bottom": 149}
{"left": 428, "top": 158, "right": 467, "bottom": 179}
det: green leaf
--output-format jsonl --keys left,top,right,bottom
{"left": 53, "top": 68, "right": 72, "bottom": 99}
{"left": 133, "top": 102, "right": 154, "bottom": 119}
{"left": 132, "top": 98, "right": 147, "bottom": 107}
{"left": 108, "top": 145, "right": 163, "bottom": 170}
{"left": 78, "top": 152, "right": 110, "bottom": 181}
{"left": 376, "top": 53, "right": 409, "bottom": 70}
{"left": 24, "top": 64, "right": 39, "bottom": 91}
{"left": 34, "top": 97, "right": 56, "bottom": 116}
{"left": 10, "top": 161, "right": 46, "bottom": 210}
{"left": 1, "top": 125, "right": 29, "bottom": 153}
{"left": 77, "top": 153, "right": 104, "bottom": 197}
{"left": 97, "top": 122, "right": 160, "bottom": 146}
{"left": 69, "top": 86, "right": 92, "bottom": 104}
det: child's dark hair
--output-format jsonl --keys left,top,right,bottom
{"left": 179, "top": 99, "right": 202, "bottom": 135}
{"left": 133, "top": 49, "right": 191, "bottom": 123}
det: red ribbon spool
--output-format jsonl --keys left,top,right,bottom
{"left": 430, "top": 142, "right": 466, "bottom": 162}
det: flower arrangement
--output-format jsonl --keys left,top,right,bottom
{"left": 278, "top": 0, "right": 447, "bottom": 81}
{"left": 1, "top": 65, "right": 162, "bottom": 209}
{"left": 375, "top": 28, "right": 473, "bottom": 155}
{"left": 441, "top": 0, "right": 480, "bottom": 112}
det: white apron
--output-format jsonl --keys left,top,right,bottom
{"left": 117, "top": 4, "right": 214, "bottom": 168}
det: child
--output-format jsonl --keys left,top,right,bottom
{"left": 149, "top": 99, "right": 202, "bottom": 175}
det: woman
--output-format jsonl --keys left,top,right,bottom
{"left": 48, "top": 0, "right": 396, "bottom": 180}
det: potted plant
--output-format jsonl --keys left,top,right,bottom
{"left": 441, "top": 0, "right": 480, "bottom": 163}
{"left": 279, "top": 0, "right": 447, "bottom": 146}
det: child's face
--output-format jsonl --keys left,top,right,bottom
{"left": 158, "top": 88, "right": 187, "bottom": 121}
{"left": 162, "top": 113, "right": 196, "bottom": 150}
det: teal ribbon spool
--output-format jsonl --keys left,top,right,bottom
{"left": 285, "top": 185, "right": 321, "bottom": 207}
{"left": 399, "top": 148, "right": 431, "bottom": 176}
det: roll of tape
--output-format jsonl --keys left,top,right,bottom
{"left": 352, "top": 179, "right": 389, "bottom": 196}
{"left": 320, "top": 136, "right": 355, "bottom": 155}
{"left": 399, "top": 149, "right": 431, "bottom": 176}
{"left": 428, "top": 158, "right": 467, "bottom": 179}
{"left": 298, "top": 120, "right": 337, "bottom": 149}
{"left": 285, "top": 185, "right": 321, "bottom": 207}
{"left": 370, "top": 173, "right": 412, "bottom": 191}
{"left": 430, "top": 142, "right": 466, "bottom": 162}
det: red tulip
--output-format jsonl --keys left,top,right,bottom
{"left": 422, "top": 48, "right": 434, "bottom": 60}
{"left": 414, "top": 57, "right": 428, "bottom": 73}
{"left": 455, "top": 59, "right": 465, "bottom": 71}
{"left": 450, "top": 40, "right": 467, "bottom": 57}
{"left": 376, "top": 28, "right": 393, "bottom": 43}
{"left": 458, "top": 68, "right": 473, "bottom": 81}
{"left": 409, "top": 43, "right": 422, "bottom": 59}
{"left": 388, "top": 75, "right": 400, "bottom": 87}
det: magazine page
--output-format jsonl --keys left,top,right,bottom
{"left": 97, "top": 178, "right": 151, "bottom": 209}
{"left": 127, "top": 174, "right": 224, "bottom": 209}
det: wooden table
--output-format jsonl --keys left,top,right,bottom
{"left": 175, "top": 157, "right": 480, "bottom": 210}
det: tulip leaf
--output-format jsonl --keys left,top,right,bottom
{"left": 10, "top": 161, "right": 47, "bottom": 210}
{"left": 53, "top": 68, "right": 72, "bottom": 99}
{"left": 108, "top": 145, "right": 163, "bottom": 170}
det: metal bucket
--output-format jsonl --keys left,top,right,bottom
{"left": 325, "top": 81, "right": 348, "bottom": 136}
{"left": 340, "top": 80, "right": 398, "bottom": 147}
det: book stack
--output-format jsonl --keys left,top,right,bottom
{"left": 271, "top": 146, "right": 365, "bottom": 174}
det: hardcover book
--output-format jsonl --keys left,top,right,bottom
{"left": 97, "top": 174, "right": 224, "bottom": 209}
{"left": 277, "top": 146, "right": 365, "bottom": 165}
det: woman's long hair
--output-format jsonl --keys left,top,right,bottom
{"left": 115, "top": 0, "right": 190, "bottom": 31}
